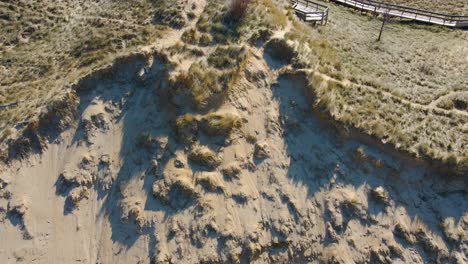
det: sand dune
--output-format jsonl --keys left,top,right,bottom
{"left": 0, "top": 46, "right": 466, "bottom": 263}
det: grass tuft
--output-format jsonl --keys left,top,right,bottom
{"left": 200, "top": 112, "right": 242, "bottom": 136}
{"left": 208, "top": 45, "right": 247, "bottom": 69}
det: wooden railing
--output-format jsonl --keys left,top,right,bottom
{"left": 332, "top": 0, "right": 468, "bottom": 27}
{"left": 290, "top": 0, "right": 329, "bottom": 25}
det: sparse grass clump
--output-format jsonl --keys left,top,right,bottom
{"left": 150, "top": 0, "right": 186, "bottom": 29}
{"left": 195, "top": 172, "right": 225, "bottom": 192}
{"left": 194, "top": 0, "right": 284, "bottom": 46}
{"left": 371, "top": 186, "right": 389, "bottom": 204}
{"left": 440, "top": 217, "right": 466, "bottom": 243}
{"left": 200, "top": 112, "right": 242, "bottom": 136}
{"left": 167, "top": 42, "right": 205, "bottom": 57}
{"left": 181, "top": 28, "right": 199, "bottom": 45}
{"left": 187, "top": 11, "right": 196, "bottom": 20}
{"left": 171, "top": 63, "right": 231, "bottom": 110}
{"left": 221, "top": 163, "right": 241, "bottom": 179}
{"left": 196, "top": 1, "right": 241, "bottom": 44}
{"left": 189, "top": 145, "right": 221, "bottom": 169}
{"left": 353, "top": 146, "right": 367, "bottom": 162}
{"left": 241, "top": 0, "right": 287, "bottom": 37}
{"left": 208, "top": 45, "right": 247, "bottom": 69}
{"left": 68, "top": 187, "right": 90, "bottom": 207}
{"left": 199, "top": 33, "right": 212, "bottom": 46}
{"left": 438, "top": 94, "right": 468, "bottom": 111}
{"left": 249, "top": 28, "right": 274, "bottom": 45}
{"left": 175, "top": 112, "right": 242, "bottom": 144}
{"left": 0, "top": 129, "right": 13, "bottom": 141}
{"left": 137, "top": 132, "right": 155, "bottom": 149}
{"left": 175, "top": 114, "right": 199, "bottom": 144}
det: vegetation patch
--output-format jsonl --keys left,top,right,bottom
{"left": 200, "top": 112, "right": 242, "bottom": 136}
{"left": 167, "top": 42, "right": 205, "bottom": 57}
{"left": 189, "top": 145, "right": 221, "bottom": 169}
{"left": 196, "top": 1, "right": 240, "bottom": 44}
{"left": 175, "top": 111, "right": 242, "bottom": 145}
{"left": 195, "top": 172, "right": 225, "bottom": 193}
{"left": 175, "top": 114, "right": 199, "bottom": 144}
{"left": 150, "top": 0, "right": 187, "bottom": 29}
{"left": 170, "top": 63, "right": 233, "bottom": 110}
{"left": 208, "top": 45, "right": 247, "bottom": 69}
{"left": 181, "top": 28, "right": 199, "bottom": 45}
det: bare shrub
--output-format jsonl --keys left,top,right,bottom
{"left": 229, "top": 0, "right": 251, "bottom": 21}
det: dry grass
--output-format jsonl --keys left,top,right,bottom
{"left": 208, "top": 45, "right": 247, "bottom": 69}
{"left": 189, "top": 145, "right": 221, "bottom": 169}
{"left": 175, "top": 112, "right": 242, "bottom": 144}
{"left": 383, "top": 0, "right": 467, "bottom": 14}
{"left": 195, "top": 0, "right": 287, "bottom": 44}
{"left": 175, "top": 114, "right": 199, "bottom": 144}
{"left": 150, "top": 0, "right": 187, "bottom": 28}
{"left": 200, "top": 112, "right": 242, "bottom": 136}
{"left": 195, "top": 172, "right": 225, "bottom": 192}
{"left": 170, "top": 63, "right": 232, "bottom": 110}
{"left": 181, "top": 28, "right": 199, "bottom": 45}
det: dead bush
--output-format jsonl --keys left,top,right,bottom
{"left": 229, "top": 0, "right": 251, "bottom": 21}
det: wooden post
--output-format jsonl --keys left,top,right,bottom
{"left": 378, "top": 11, "right": 389, "bottom": 41}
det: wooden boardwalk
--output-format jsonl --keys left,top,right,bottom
{"left": 332, "top": 0, "right": 468, "bottom": 27}
{"left": 291, "top": 0, "right": 329, "bottom": 25}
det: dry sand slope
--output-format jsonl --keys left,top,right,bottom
{"left": 0, "top": 46, "right": 467, "bottom": 263}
